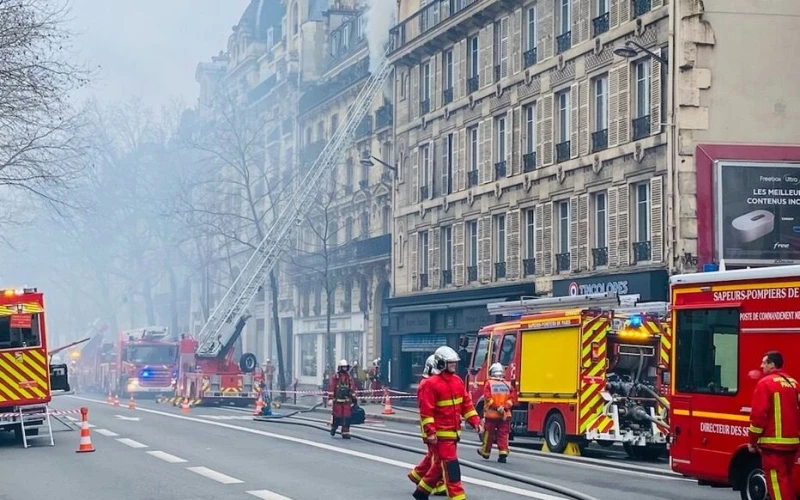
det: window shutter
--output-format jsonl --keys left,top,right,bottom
{"left": 511, "top": 10, "right": 522, "bottom": 75}
{"left": 618, "top": 63, "right": 630, "bottom": 145}
{"left": 500, "top": 17, "right": 509, "bottom": 78}
{"left": 570, "top": 83, "right": 579, "bottom": 158}
{"left": 579, "top": 0, "right": 590, "bottom": 42}
{"left": 617, "top": 184, "right": 630, "bottom": 266}
{"left": 650, "top": 57, "right": 662, "bottom": 135}
{"left": 540, "top": 93, "right": 554, "bottom": 166}
{"left": 457, "top": 40, "right": 466, "bottom": 100}
{"left": 511, "top": 106, "right": 521, "bottom": 175}
{"left": 579, "top": 79, "right": 590, "bottom": 156}
{"left": 410, "top": 232, "right": 418, "bottom": 289}
{"left": 433, "top": 53, "right": 442, "bottom": 109}
{"left": 441, "top": 135, "right": 450, "bottom": 196}
{"left": 543, "top": 202, "right": 553, "bottom": 275}
{"left": 508, "top": 209, "right": 520, "bottom": 278}
{"left": 618, "top": 0, "right": 629, "bottom": 25}
{"left": 480, "top": 26, "right": 491, "bottom": 88}
{"left": 412, "top": 147, "right": 419, "bottom": 204}
{"left": 456, "top": 129, "right": 465, "bottom": 191}
{"left": 537, "top": 0, "right": 554, "bottom": 61}
{"left": 481, "top": 118, "right": 493, "bottom": 184}
{"left": 609, "top": 0, "right": 620, "bottom": 30}
{"left": 608, "top": 66, "right": 620, "bottom": 147}
{"left": 608, "top": 188, "right": 619, "bottom": 266}
{"left": 534, "top": 205, "right": 544, "bottom": 276}
{"left": 428, "top": 140, "right": 435, "bottom": 199}
{"left": 432, "top": 227, "right": 441, "bottom": 287}
{"left": 578, "top": 194, "right": 589, "bottom": 270}
{"left": 569, "top": 197, "right": 579, "bottom": 270}
{"left": 453, "top": 222, "right": 465, "bottom": 286}
{"left": 650, "top": 177, "right": 664, "bottom": 262}
{"left": 571, "top": 0, "right": 582, "bottom": 45}
{"left": 479, "top": 215, "right": 491, "bottom": 282}
{"left": 652, "top": 0, "right": 664, "bottom": 8}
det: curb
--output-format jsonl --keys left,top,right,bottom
{"left": 279, "top": 403, "right": 420, "bottom": 425}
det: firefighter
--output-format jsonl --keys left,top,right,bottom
{"left": 329, "top": 359, "right": 358, "bottom": 439}
{"left": 477, "top": 362, "right": 516, "bottom": 463}
{"left": 407, "top": 354, "right": 446, "bottom": 496}
{"left": 368, "top": 358, "right": 382, "bottom": 403}
{"left": 748, "top": 350, "right": 800, "bottom": 500}
{"left": 414, "top": 346, "right": 482, "bottom": 500}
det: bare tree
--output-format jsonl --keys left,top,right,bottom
{"left": 0, "top": 0, "right": 92, "bottom": 214}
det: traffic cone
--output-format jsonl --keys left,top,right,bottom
{"left": 253, "top": 397, "right": 264, "bottom": 416}
{"left": 75, "top": 407, "right": 95, "bottom": 453}
{"left": 128, "top": 395, "right": 136, "bottom": 410}
{"left": 180, "top": 397, "right": 190, "bottom": 413}
{"left": 106, "top": 392, "right": 113, "bottom": 404}
{"left": 113, "top": 395, "right": 120, "bottom": 407}
{"left": 381, "top": 389, "right": 395, "bottom": 415}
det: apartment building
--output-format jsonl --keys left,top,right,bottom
{"left": 292, "top": 6, "right": 394, "bottom": 387}
{"left": 384, "top": 0, "right": 669, "bottom": 389}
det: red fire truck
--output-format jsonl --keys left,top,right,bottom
{"left": 0, "top": 287, "right": 70, "bottom": 445}
{"left": 669, "top": 265, "right": 800, "bottom": 500}
{"left": 467, "top": 293, "right": 671, "bottom": 458}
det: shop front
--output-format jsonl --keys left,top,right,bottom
{"left": 293, "top": 312, "right": 365, "bottom": 388}
{"left": 552, "top": 268, "right": 669, "bottom": 302}
{"left": 385, "top": 283, "right": 534, "bottom": 392}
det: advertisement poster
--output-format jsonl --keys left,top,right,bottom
{"left": 716, "top": 161, "right": 800, "bottom": 264}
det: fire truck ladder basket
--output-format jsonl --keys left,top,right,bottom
{"left": 487, "top": 292, "right": 622, "bottom": 317}
{"left": 18, "top": 403, "right": 54, "bottom": 448}
{"left": 193, "top": 49, "right": 395, "bottom": 360}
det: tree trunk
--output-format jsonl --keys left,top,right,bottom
{"left": 325, "top": 285, "right": 334, "bottom": 376}
{"left": 269, "top": 269, "right": 287, "bottom": 397}
{"left": 168, "top": 267, "right": 179, "bottom": 337}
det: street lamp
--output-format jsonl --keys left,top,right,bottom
{"left": 613, "top": 40, "right": 667, "bottom": 65}
{"left": 360, "top": 150, "right": 397, "bottom": 176}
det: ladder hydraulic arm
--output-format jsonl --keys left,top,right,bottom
{"left": 195, "top": 51, "right": 394, "bottom": 359}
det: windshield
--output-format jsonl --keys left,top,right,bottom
{"left": 0, "top": 313, "right": 42, "bottom": 349}
{"left": 471, "top": 335, "right": 500, "bottom": 370}
{"left": 674, "top": 307, "right": 740, "bottom": 395}
{"left": 125, "top": 345, "right": 178, "bottom": 365}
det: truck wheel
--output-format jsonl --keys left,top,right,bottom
{"left": 239, "top": 353, "right": 258, "bottom": 373}
{"left": 741, "top": 461, "right": 768, "bottom": 500}
{"left": 544, "top": 412, "right": 568, "bottom": 454}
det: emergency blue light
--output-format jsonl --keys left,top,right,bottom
{"left": 141, "top": 368, "right": 152, "bottom": 378}
{"left": 628, "top": 314, "right": 643, "bottom": 328}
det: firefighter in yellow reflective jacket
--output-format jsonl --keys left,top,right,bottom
{"left": 477, "top": 362, "right": 516, "bottom": 462}
{"left": 407, "top": 354, "right": 446, "bottom": 496}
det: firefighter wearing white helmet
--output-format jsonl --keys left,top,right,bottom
{"left": 412, "top": 346, "right": 482, "bottom": 500}
{"left": 408, "top": 354, "right": 446, "bottom": 496}
{"left": 329, "top": 359, "right": 357, "bottom": 439}
{"left": 477, "top": 362, "right": 517, "bottom": 463}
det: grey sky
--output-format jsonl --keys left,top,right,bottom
{"left": 67, "top": 0, "right": 250, "bottom": 108}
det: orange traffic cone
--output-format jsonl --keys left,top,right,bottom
{"left": 253, "top": 397, "right": 264, "bottom": 416}
{"left": 382, "top": 389, "right": 395, "bottom": 415}
{"left": 76, "top": 407, "right": 95, "bottom": 453}
{"left": 180, "top": 397, "right": 190, "bottom": 413}
{"left": 106, "top": 392, "right": 113, "bottom": 404}
{"left": 128, "top": 395, "right": 136, "bottom": 410}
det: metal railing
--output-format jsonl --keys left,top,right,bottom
{"left": 592, "top": 12, "right": 609, "bottom": 37}
{"left": 494, "top": 161, "right": 507, "bottom": 179}
{"left": 494, "top": 262, "right": 506, "bottom": 279}
{"left": 556, "top": 31, "right": 572, "bottom": 54}
{"left": 523, "top": 48, "right": 537, "bottom": 68}
{"left": 592, "top": 129, "right": 609, "bottom": 152}
{"left": 556, "top": 141, "right": 571, "bottom": 163}
{"left": 523, "top": 152, "right": 536, "bottom": 172}
{"left": 592, "top": 247, "right": 608, "bottom": 268}
{"left": 523, "top": 258, "right": 536, "bottom": 276}
{"left": 556, "top": 252, "right": 570, "bottom": 273}
{"left": 632, "top": 115, "right": 651, "bottom": 141}
{"left": 633, "top": 241, "right": 652, "bottom": 263}
{"left": 389, "top": 0, "right": 477, "bottom": 53}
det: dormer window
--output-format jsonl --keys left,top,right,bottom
{"left": 331, "top": 32, "right": 339, "bottom": 56}
{"left": 267, "top": 27, "right": 274, "bottom": 48}
{"left": 342, "top": 24, "right": 350, "bottom": 51}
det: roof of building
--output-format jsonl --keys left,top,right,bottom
{"left": 238, "top": 0, "right": 284, "bottom": 38}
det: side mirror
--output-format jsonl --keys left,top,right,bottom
{"left": 50, "top": 363, "right": 70, "bottom": 392}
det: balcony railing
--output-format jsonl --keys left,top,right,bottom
{"left": 494, "top": 262, "right": 506, "bottom": 279}
{"left": 355, "top": 116, "right": 373, "bottom": 140}
{"left": 592, "top": 129, "right": 608, "bottom": 152}
{"left": 634, "top": 0, "right": 652, "bottom": 17}
{"left": 632, "top": 115, "right": 651, "bottom": 141}
{"left": 467, "top": 75, "right": 479, "bottom": 94}
{"left": 592, "top": 12, "right": 609, "bottom": 37}
{"left": 419, "top": 273, "right": 429, "bottom": 289}
{"left": 523, "top": 152, "right": 536, "bottom": 172}
{"left": 556, "top": 253, "right": 570, "bottom": 273}
{"left": 420, "top": 98, "right": 430, "bottom": 115}
{"left": 592, "top": 247, "right": 608, "bottom": 268}
{"left": 523, "top": 48, "right": 537, "bottom": 68}
{"left": 419, "top": 185, "right": 429, "bottom": 200}
{"left": 294, "top": 234, "right": 392, "bottom": 270}
{"left": 441, "top": 269, "right": 452, "bottom": 286}
{"left": 443, "top": 87, "right": 453, "bottom": 105}
{"left": 494, "top": 161, "right": 507, "bottom": 179}
{"left": 467, "top": 170, "right": 478, "bottom": 187}
{"left": 299, "top": 57, "right": 369, "bottom": 114}
{"left": 556, "top": 31, "right": 572, "bottom": 54}
{"left": 523, "top": 258, "right": 536, "bottom": 276}
{"left": 389, "top": 0, "right": 478, "bottom": 53}
{"left": 633, "top": 241, "right": 652, "bottom": 263}
{"left": 467, "top": 265, "right": 478, "bottom": 282}
{"left": 375, "top": 104, "right": 393, "bottom": 130}
{"left": 556, "top": 141, "right": 571, "bottom": 163}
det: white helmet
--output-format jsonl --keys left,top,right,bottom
{"left": 434, "top": 346, "right": 460, "bottom": 372}
{"left": 489, "top": 362, "right": 504, "bottom": 379}
{"left": 337, "top": 359, "right": 350, "bottom": 372}
{"left": 422, "top": 354, "right": 439, "bottom": 378}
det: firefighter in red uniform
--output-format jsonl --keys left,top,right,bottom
{"left": 748, "top": 350, "right": 800, "bottom": 500}
{"left": 407, "top": 354, "right": 446, "bottom": 496}
{"left": 329, "top": 359, "right": 358, "bottom": 439}
{"left": 477, "top": 362, "right": 516, "bottom": 463}
{"left": 414, "top": 346, "right": 482, "bottom": 500}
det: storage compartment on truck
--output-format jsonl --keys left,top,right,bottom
{"left": 519, "top": 326, "right": 579, "bottom": 396}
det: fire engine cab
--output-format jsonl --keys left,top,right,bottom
{"left": 669, "top": 265, "right": 800, "bottom": 500}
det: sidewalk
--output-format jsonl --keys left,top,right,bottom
{"left": 276, "top": 393, "right": 420, "bottom": 425}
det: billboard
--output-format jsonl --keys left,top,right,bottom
{"left": 715, "top": 160, "right": 800, "bottom": 265}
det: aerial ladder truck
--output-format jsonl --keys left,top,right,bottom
{"left": 173, "top": 51, "right": 394, "bottom": 407}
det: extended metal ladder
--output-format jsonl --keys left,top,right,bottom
{"left": 17, "top": 403, "right": 54, "bottom": 448}
{"left": 194, "top": 50, "right": 394, "bottom": 359}
{"left": 487, "top": 292, "right": 669, "bottom": 319}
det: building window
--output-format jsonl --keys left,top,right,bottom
{"left": 382, "top": 206, "right": 391, "bottom": 234}
{"left": 558, "top": 201, "right": 570, "bottom": 254}
{"left": 358, "top": 15, "right": 366, "bottom": 40}
{"left": 675, "top": 308, "right": 739, "bottom": 395}
{"left": 492, "top": 18, "right": 508, "bottom": 81}
{"left": 443, "top": 133, "right": 454, "bottom": 195}
{"left": 526, "top": 6, "right": 537, "bottom": 51}
{"left": 343, "top": 332, "right": 362, "bottom": 366}
{"left": 636, "top": 182, "right": 650, "bottom": 243}
{"left": 495, "top": 214, "right": 507, "bottom": 279}
{"left": 556, "top": 90, "right": 570, "bottom": 162}
{"left": 443, "top": 49, "right": 454, "bottom": 103}
{"left": 556, "top": 0, "right": 571, "bottom": 53}
{"left": 419, "top": 230, "right": 429, "bottom": 278}
{"left": 594, "top": 191, "right": 607, "bottom": 249}
{"left": 468, "top": 36, "right": 479, "bottom": 78}
{"left": 299, "top": 335, "right": 318, "bottom": 377}
{"left": 420, "top": 61, "right": 431, "bottom": 114}
{"left": 635, "top": 60, "right": 651, "bottom": 119}
{"left": 525, "top": 209, "right": 535, "bottom": 259}
{"left": 467, "top": 220, "right": 478, "bottom": 281}
{"left": 345, "top": 217, "right": 353, "bottom": 242}
{"left": 495, "top": 115, "right": 506, "bottom": 178}
{"left": 342, "top": 24, "right": 350, "bottom": 51}
{"left": 525, "top": 105, "right": 536, "bottom": 153}
{"left": 360, "top": 212, "right": 369, "bottom": 238}
{"left": 592, "top": 75, "right": 608, "bottom": 152}
{"left": 420, "top": 144, "right": 431, "bottom": 199}
{"left": 441, "top": 226, "right": 453, "bottom": 285}
{"left": 468, "top": 125, "right": 479, "bottom": 185}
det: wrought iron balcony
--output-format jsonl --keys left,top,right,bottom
{"left": 293, "top": 234, "right": 391, "bottom": 271}
{"left": 419, "top": 185, "right": 429, "bottom": 200}
{"left": 555, "top": 253, "right": 571, "bottom": 273}
{"left": 523, "top": 258, "right": 536, "bottom": 276}
{"left": 420, "top": 99, "right": 430, "bottom": 115}
{"left": 592, "top": 12, "right": 609, "bottom": 37}
{"left": 592, "top": 247, "right": 608, "bottom": 268}
{"left": 592, "top": 128, "right": 608, "bottom": 152}
{"left": 556, "top": 141, "right": 571, "bottom": 163}
{"left": 632, "top": 115, "right": 651, "bottom": 141}
{"left": 523, "top": 152, "right": 536, "bottom": 172}
{"left": 441, "top": 269, "right": 452, "bottom": 286}
{"left": 354, "top": 116, "right": 373, "bottom": 140}
{"left": 467, "top": 170, "right": 478, "bottom": 187}
{"left": 419, "top": 273, "right": 429, "bottom": 289}
{"left": 634, "top": 0, "right": 652, "bottom": 17}
{"left": 494, "top": 161, "right": 507, "bottom": 179}
{"left": 633, "top": 241, "right": 652, "bottom": 263}
{"left": 494, "top": 65, "right": 501, "bottom": 82}
{"left": 467, "top": 75, "right": 479, "bottom": 94}
{"left": 523, "top": 48, "right": 537, "bottom": 68}
{"left": 443, "top": 87, "right": 453, "bottom": 105}
{"left": 556, "top": 31, "right": 572, "bottom": 54}
{"left": 375, "top": 104, "right": 393, "bottom": 130}
{"left": 494, "top": 262, "right": 506, "bottom": 279}
{"left": 467, "top": 265, "right": 478, "bottom": 282}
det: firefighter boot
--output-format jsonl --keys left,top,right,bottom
{"left": 411, "top": 489, "right": 429, "bottom": 500}
{"left": 498, "top": 455, "right": 507, "bottom": 463}
{"left": 330, "top": 424, "right": 337, "bottom": 437}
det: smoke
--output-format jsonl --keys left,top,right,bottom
{"left": 364, "top": 0, "right": 396, "bottom": 71}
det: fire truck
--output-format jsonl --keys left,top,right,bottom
{"left": 669, "top": 265, "right": 800, "bottom": 500}
{"left": 467, "top": 292, "right": 671, "bottom": 458}
{"left": 0, "top": 287, "right": 70, "bottom": 446}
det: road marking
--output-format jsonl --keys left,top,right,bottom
{"left": 95, "top": 428, "right": 119, "bottom": 437}
{"left": 114, "top": 415, "right": 141, "bottom": 421}
{"left": 196, "top": 414, "right": 252, "bottom": 421}
{"left": 66, "top": 416, "right": 77, "bottom": 422}
{"left": 68, "top": 395, "right": 568, "bottom": 499}
{"left": 247, "top": 490, "right": 293, "bottom": 500}
{"left": 187, "top": 466, "right": 243, "bottom": 484}
{"left": 116, "top": 438, "right": 148, "bottom": 449}
{"left": 147, "top": 451, "right": 187, "bottom": 463}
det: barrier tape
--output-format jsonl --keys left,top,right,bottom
{"left": 0, "top": 408, "right": 82, "bottom": 420}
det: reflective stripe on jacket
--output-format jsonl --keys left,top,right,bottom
{"left": 418, "top": 371, "right": 480, "bottom": 440}
{"left": 749, "top": 370, "right": 800, "bottom": 451}
{"left": 483, "top": 378, "right": 516, "bottom": 420}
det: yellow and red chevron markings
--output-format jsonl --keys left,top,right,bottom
{"left": 0, "top": 302, "right": 44, "bottom": 316}
{"left": 0, "top": 348, "right": 50, "bottom": 404}
{"left": 578, "top": 314, "right": 609, "bottom": 434}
